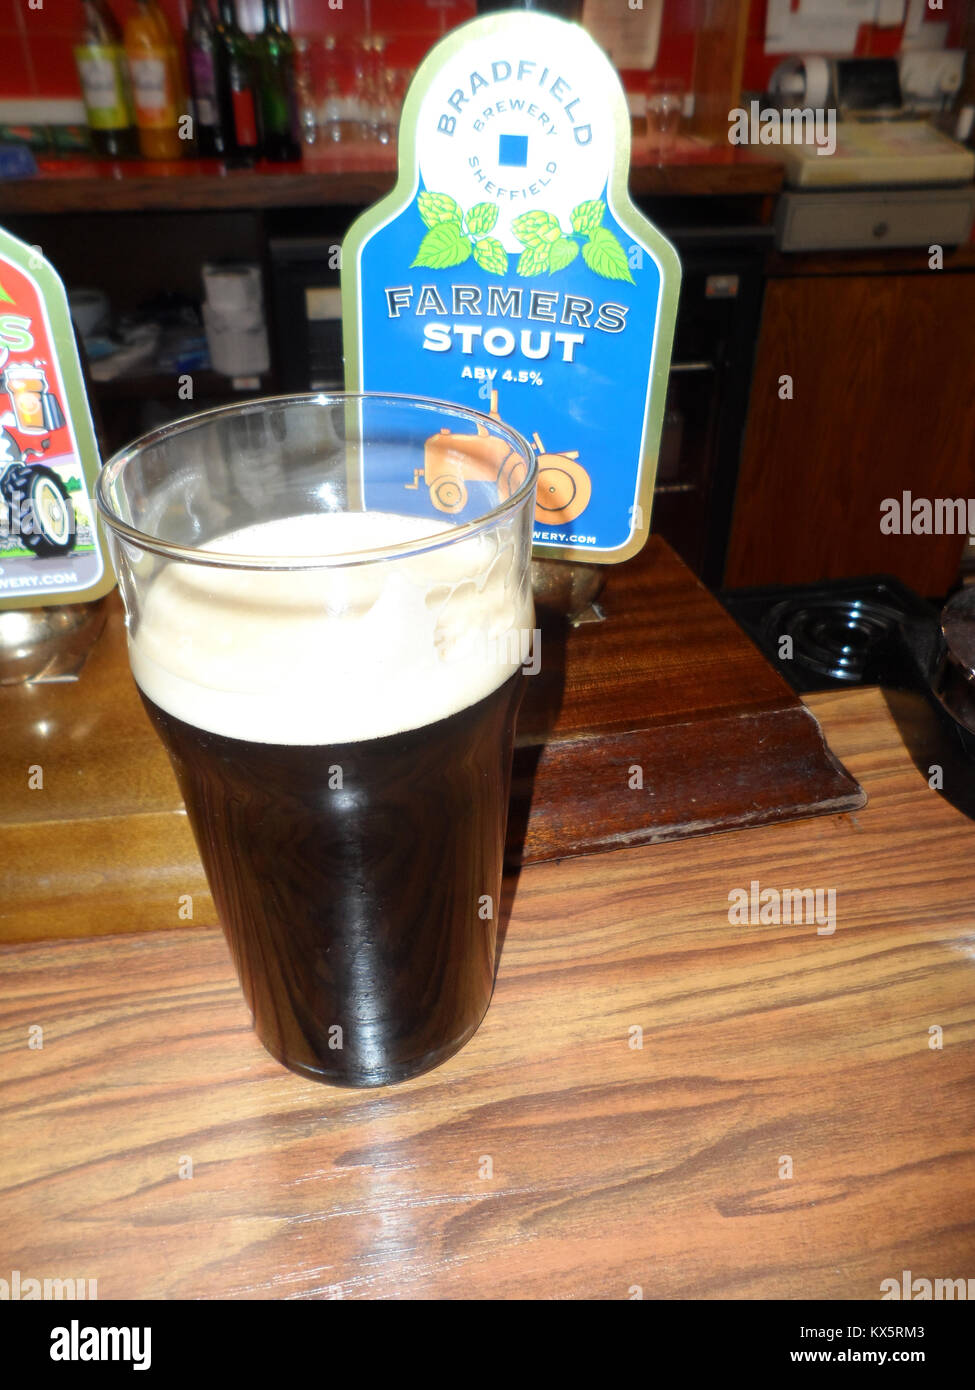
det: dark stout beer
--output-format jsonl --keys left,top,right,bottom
{"left": 129, "top": 510, "right": 532, "bottom": 1085}
{"left": 141, "top": 673, "right": 523, "bottom": 1086}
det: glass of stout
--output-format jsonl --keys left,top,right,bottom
{"left": 97, "top": 393, "right": 537, "bottom": 1086}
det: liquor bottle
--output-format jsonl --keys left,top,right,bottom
{"left": 187, "top": 0, "right": 229, "bottom": 158}
{"left": 217, "top": 0, "right": 262, "bottom": 164}
{"left": 124, "top": 0, "right": 187, "bottom": 160}
{"left": 254, "top": 0, "right": 300, "bottom": 162}
{"left": 74, "top": 0, "right": 139, "bottom": 158}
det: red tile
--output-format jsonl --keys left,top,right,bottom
{"left": 29, "top": 33, "right": 82, "bottom": 100}
{"left": 857, "top": 24, "right": 902, "bottom": 59}
{"left": 660, "top": 0, "right": 705, "bottom": 36}
{"left": 157, "top": 0, "right": 192, "bottom": 36}
{"left": 371, "top": 0, "right": 470, "bottom": 36}
{"left": 288, "top": 0, "right": 364, "bottom": 39}
{"left": 385, "top": 30, "right": 440, "bottom": 70}
{"left": 0, "top": 33, "right": 32, "bottom": 98}
{"left": 14, "top": 3, "right": 72, "bottom": 47}
{"left": 431, "top": 0, "right": 477, "bottom": 25}
{"left": 645, "top": 33, "right": 695, "bottom": 87}
{"left": 748, "top": 0, "right": 768, "bottom": 38}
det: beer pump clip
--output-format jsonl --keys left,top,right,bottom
{"left": 341, "top": 8, "right": 681, "bottom": 568}
{"left": 0, "top": 225, "right": 114, "bottom": 682}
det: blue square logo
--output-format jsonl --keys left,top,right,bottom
{"left": 498, "top": 134, "right": 528, "bottom": 168}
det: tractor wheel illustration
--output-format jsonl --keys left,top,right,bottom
{"left": 19, "top": 466, "right": 75, "bottom": 558}
{"left": 532, "top": 433, "right": 592, "bottom": 527}
{"left": 498, "top": 450, "right": 530, "bottom": 500}
{"left": 432, "top": 475, "right": 468, "bottom": 513}
{"left": 418, "top": 391, "right": 591, "bottom": 527}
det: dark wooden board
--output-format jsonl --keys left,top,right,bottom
{"left": 511, "top": 538, "right": 863, "bottom": 863}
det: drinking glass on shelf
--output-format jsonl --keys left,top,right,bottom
{"left": 319, "top": 35, "right": 345, "bottom": 143}
{"left": 375, "top": 67, "right": 398, "bottom": 146}
{"left": 354, "top": 36, "right": 372, "bottom": 141}
{"left": 293, "top": 36, "right": 318, "bottom": 147}
{"left": 646, "top": 75, "right": 685, "bottom": 165}
{"left": 366, "top": 36, "right": 387, "bottom": 142}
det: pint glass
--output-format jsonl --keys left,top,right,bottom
{"left": 3, "top": 363, "right": 47, "bottom": 434}
{"left": 97, "top": 394, "right": 537, "bottom": 1086}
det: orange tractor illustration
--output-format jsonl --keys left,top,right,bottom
{"left": 409, "top": 390, "right": 592, "bottom": 527}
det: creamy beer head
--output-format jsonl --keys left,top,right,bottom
{"left": 130, "top": 510, "right": 533, "bottom": 746}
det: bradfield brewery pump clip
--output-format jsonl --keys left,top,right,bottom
{"left": 342, "top": 8, "right": 680, "bottom": 563}
{"left": 0, "top": 226, "right": 112, "bottom": 609}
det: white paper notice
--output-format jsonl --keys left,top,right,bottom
{"left": 797, "top": 0, "right": 876, "bottom": 18}
{"left": 582, "top": 0, "right": 663, "bottom": 70}
{"left": 875, "top": 0, "right": 906, "bottom": 27}
{"left": 765, "top": 0, "right": 867, "bottom": 55}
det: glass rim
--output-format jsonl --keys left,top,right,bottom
{"left": 95, "top": 390, "right": 538, "bottom": 571}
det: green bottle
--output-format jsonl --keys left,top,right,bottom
{"left": 254, "top": 0, "right": 300, "bottom": 163}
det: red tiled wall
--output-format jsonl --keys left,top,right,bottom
{"left": 1, "top": 0, "right": 969, "bottom": 105}
{"left": 621, "top": 0, "right": 699, "bottom": 92}
{"left": 0, "top": 0, "right": 86, "bottom": 100}
{"left": 2, "top": 0, "right": 697, "bottom": 103}
{"left": 0, "top": 0, "right": 476, "bottom": 100}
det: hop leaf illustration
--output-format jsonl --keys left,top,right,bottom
{"left": 548, "top": 237, "right": 579, "bottom": 273}
{"left": 582, "top": 227, "right": 635, "bottom": 283}
{"left": 410, "top": 191, "right": 634, "bottom": 283}
{"left": 418, "top": 191, "right": 462, "bottom": 228}
{"left": 571, "top": 199, "right": 606, "bottom": 236}
{"left": 0, "top": 278, "right": 13, "bottom": 304}
{"left": 512, "top": 210, "right": 561, "bottom": 247}
{"left": 516, "top": 243, "right": 551, "bottom": 277}
{"left": 466, "top": 202, "right": 499, "bottom": 236}
{"left": 473, "top": 237, "right": 508, "bottom": 275}
{"left": 412, "top": 220, "right": 472, "bottom": 269}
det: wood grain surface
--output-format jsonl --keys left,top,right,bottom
{"left": 0, "top": 147, "right": 782, "bottom": 217}
{"left": 0, "top": 540, "right": 861, "bottom": 941}
{"left": 1, "top": 687, "right": 973, "bottom": 1300}
{"left": 516, "top": 540, "right": 864, "bottom": 859}
{"left": 724, "top": 273, "right": 975, "bottom": 594}
{"left": 687, "top": 0, "right": 750, "bottom": 144}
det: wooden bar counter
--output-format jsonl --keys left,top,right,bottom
{"left": 0, "top": 141, "right": 782, "bottom": 217}
{"left": 1, "top": 683, "right": 974, "bottom": 1299}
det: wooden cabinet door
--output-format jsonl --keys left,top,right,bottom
{"left": 725, "top": 273, "right": 975, "bottom": 595}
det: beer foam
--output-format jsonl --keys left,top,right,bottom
{"left": 130, "top": 511, "right": 533, "bottom": 745}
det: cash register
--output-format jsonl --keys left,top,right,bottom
{"left": 769, "top": 55, "right": 975, "bottom": 250}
